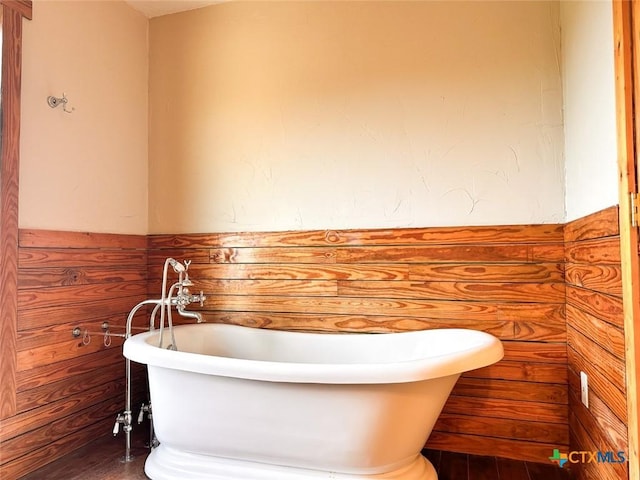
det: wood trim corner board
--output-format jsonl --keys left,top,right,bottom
{"left": 0, "top": 0, "right": 32, "bottom": 423}
{"left": 613, "top": 2, "right": 640, "bottom": 480}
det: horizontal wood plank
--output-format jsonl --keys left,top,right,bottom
{"left": 201, "top": 294, "right": 497, "bottom": 319}
{"left": 426, "top": 431, "right": 565, "bottom": 463}
{"left": 18, "top": 229, "right": 147, "bottom": 249}
{"left": 566, "top": 304, "right": 625, "bottom": 360}
{"left": 18, "top": 265, "right": 147, "bottom": 289}
{"left": 17, "top": 295, "right": 147, "bottom": 331}
{"left": 151, "top": 263, "right": 409, "bottom": 281}
{"left": 204, "top": 244, "right": 566, "bottom": 266}
{"left": 16, "top": 363, "right": 123, "bottom": 413}
{"left": 337, "top": 280, "right": 565, "bottom": 303}
{"left": 469, "top": 361, "right": 567, "bottom": 384}
{"left": 17, "top": 281, "right": 147, "bottom": 311}
{"left": 147, "top": 248, "right": 212, "bottom": 266}
{"left": 433, "top": 413, "right": 568, "bottom": 444}
{"left": 211, "top": 247, "right": 337, "bottom": 264}
{"left": 151, "top": 278, "right": 338, "bottom": 297}
{"left": 502, "top": 341, "right": 567, "bottom": 364}
{"left": 16, "top": 337, "right": 124, "bottom": 372}
{"left": 19, "top": 248, "right": 147, "bottom": 268}
{"left": 204, "top": 312, "right": 515, "bottom": 336}
{"left": 442, "top": 396, "right": 567, "bottom": 424}
{"left": 565, "top": 285, "right": 624, "bottom": 329}
{"left": 565, "top": 263, "right": 623, "bottom": 297}
{"left": 16, "top": 316, "right": 131, "bottom": 351}
{"left": 565, "top": 237, "right": 621, "bottom": 265}
{"left": 201, "top": 295, "right": 567, "bottom": 323}
{"left": 497, "top": 303, "right": 565, "bottom": 322}
{"left": 563, "top": 206, "right": 619, "bottom": 242}
{"left": 149, "top": 224, "right": 565, "bottom": 249}
{"left": 200, "top": 295, "right": 515, "bottom": 321}
{"left": 337, "top": 245, "right": 532, "bottom": 264}
{"left": 16, "top": 348, "right": 124, "bottom": 392}
{"left": 513, "top": 320, "right": 566, "bottom": 342}
{"left": 529, "top": 244, "right": 566, "bottom": 262}
{"left": 408, "top": 263, "right": 564, "bottom": 283}
{"left": 452, "top": 377, "right": 568, "bottom": 404}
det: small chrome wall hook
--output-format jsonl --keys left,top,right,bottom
{"left": 47, "top": 93, "right": 74, "bottom": 113}
{"left": 71, "top": 326, "right": 90, "bottom": 344}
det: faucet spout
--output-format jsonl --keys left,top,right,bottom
{"left": 177, "top": 305, "right": 204, "bottom": 323}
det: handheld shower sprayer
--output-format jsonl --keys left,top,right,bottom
{"left": 168, "top": 258, "right": 186, "bottom": 273}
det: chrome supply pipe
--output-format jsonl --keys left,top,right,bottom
{"left": 115, "top": 257, "right": 205, "bottom": 463}
{"left": 115, "top": 298, "right": 163, "bottom": 463}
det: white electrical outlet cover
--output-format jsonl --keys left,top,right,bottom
{"left": 580, "top": 371, "right": 589, "bottom": 408}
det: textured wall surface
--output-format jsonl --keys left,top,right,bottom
{"left": 149, "top": 1, "right": 565, "bottom": 233}
{"left": 561, "top": 0, "right": 617, "bottom": 222}
{"left": 19, "top": 0, "right": 149, "bottom": 234}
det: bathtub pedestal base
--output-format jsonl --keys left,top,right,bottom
{"left": 145, "top": 445, "right": 438, "bottom": 480}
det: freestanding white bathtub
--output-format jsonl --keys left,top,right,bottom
{"left": 123, "top": 323, "right": 503, "bottom": 480}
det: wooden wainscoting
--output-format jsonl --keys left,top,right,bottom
{"left": 148, "top": 223, "right": 567, "bottom": 462}
{"left": 0, "top": 230, "right": 148, "bottom": 480}
{"left": 565, "top": 207, "right": 628, "bottom": 480}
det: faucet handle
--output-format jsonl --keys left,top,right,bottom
{"left": 198, "top": 290, "right": 206, "bottom": 307}
{"left": 113, "top": 414, "right": 124, "bottom": 435}
{"left": 138, "top": 405, "right": 146, "bottom": 424}
{"left": 138, "top": 403, "right": 151, "bottom": 423}
{"left": 183, "top": 260, "right": 191, "bottom": 271}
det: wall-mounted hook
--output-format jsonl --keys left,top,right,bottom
{"left": 71, "top": 326, "right": 91, "bottom": 344}
{"left": 47, "top": 93, "right": 74, "bottom": 113}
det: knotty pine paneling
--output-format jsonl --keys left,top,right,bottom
{"left": 11, "top": 213, "right": 622, "bottom": 476}
{"left": 565, "top": 206, "right": 628, "bottom": 480}
{"left": 0, "top": 230, "right": 147, "bottom": 480}
{"left": 148, "top": 222, "right": 568, "bottom": 462}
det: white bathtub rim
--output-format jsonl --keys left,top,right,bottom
{"left": 144, "top": 445, "right": 438, "bottom": 480}
{"left": 124, "top": 324, "right": 503, "bottom": 384}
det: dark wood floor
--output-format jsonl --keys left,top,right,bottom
{"left": 20, "top": 428, "right": 149, "bottom": 480}
{"left": 21, "top": 431, "right": 573, "bottom": 480}
{"left": 423, "top": 449, "right": 574, "bottom": 480}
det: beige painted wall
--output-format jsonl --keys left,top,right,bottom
{"left": 19, "top": 0, "right": 148, "bottom": 234}
{"left": 561, "top": 0, "right": 617, "bottom": 222}
{"left": 149, "top": 1, "right": 564, "bottom": 234}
